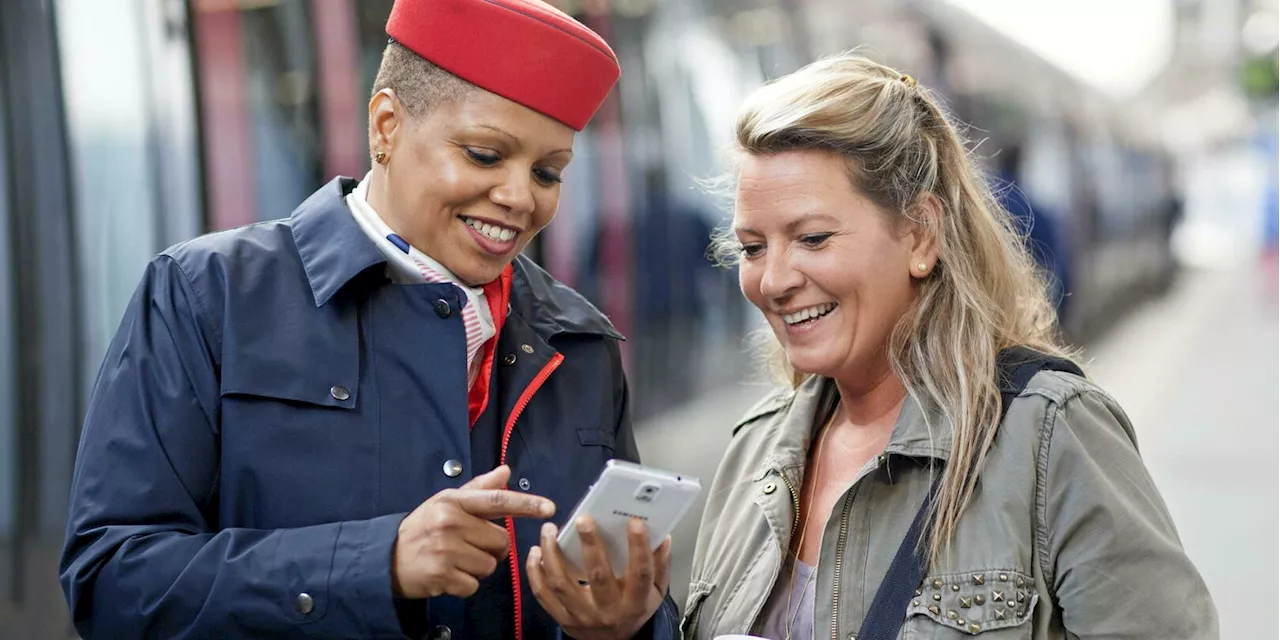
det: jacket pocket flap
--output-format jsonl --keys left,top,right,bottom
{"left": 576, "top": 428, "right": 616, "bottom": 448}
{"left": 906, "top": 569, "right": 1038, "bottom": 634}
{"left": 681, "top": 580, "right": 717, "bottom": 638}
{"left": 221, "top": 350, "right": 358, "bottom": 409}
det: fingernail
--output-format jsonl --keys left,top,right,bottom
{"left": 629, "top": 518, "right": 645, "bottom": 533}
{"left": 540, "top": 500, "right": 555, "bottom": 518}
{"left": 576, "top": 517, "right": 593, "bottom": 534}
{"left": 541, "top": 522, "right": 556, "bottom": 539}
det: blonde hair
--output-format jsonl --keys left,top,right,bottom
{"left": 714, "top": 52, "right": 1076, "bottom": 565}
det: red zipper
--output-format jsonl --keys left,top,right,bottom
{"left": 500, "top": 352, "right": 564, "bottom": 640}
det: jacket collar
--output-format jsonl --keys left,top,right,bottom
{"left": 291, "top": 177, "right": 622, "bottom": 340}
{"left": 747, "top": 374, "right": 954, "bottom": 476}
{"left": 508, "top": 254, "right": 623, "bottom": 340}
{"left": 883, "top": 389, "right": 954, "bottom": 461}
{"left": 292, "top": 177, "right": 388, "bottom": 307}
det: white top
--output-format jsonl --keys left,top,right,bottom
{"left": 756, "top": 555, "right": 816, "bottom": 640}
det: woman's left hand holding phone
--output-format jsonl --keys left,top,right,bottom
{"left": 527, "top": 516, "right": 672, "bottom": 640}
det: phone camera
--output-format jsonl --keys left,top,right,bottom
{"left": 634, "top": 482, "right": 661, "bottom": 503}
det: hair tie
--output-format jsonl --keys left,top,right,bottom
{"left": 900, "top": 73, "right": 917, "bottom": 88}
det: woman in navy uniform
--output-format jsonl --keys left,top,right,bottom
{"left": 59, "top": 1, "right": 677, "bottom": 638}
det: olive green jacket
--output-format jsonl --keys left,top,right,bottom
{"left": 683, "top": 372, "right": 1216, "bottom": 639}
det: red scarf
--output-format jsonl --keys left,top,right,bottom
{"left": 467, "top": 265, "right": 513, "bottom": 427}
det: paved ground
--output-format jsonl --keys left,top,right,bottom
{"left": 633, "top": 264, "right": 1278, "bottom": 637}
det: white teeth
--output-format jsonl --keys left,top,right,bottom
{"left": 782, "top": 303, "right": 837, "bottom": 325}
{"left": 463, "top": 217, "right": 517, "bottom": 243}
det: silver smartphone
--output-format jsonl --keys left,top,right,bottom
{"left": 556, "top": 459, "right": 702, "bottom": 578}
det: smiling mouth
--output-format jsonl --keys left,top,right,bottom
{"left": 460, "top": 215, "right": 519, "bottom": 243}
{"left": 781, "top": 302, "right": 838, "bottom": 326}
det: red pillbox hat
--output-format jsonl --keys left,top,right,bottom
{"left": 386, "top": 0, "right": 620, "bottom": 131}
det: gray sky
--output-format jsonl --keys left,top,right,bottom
{"left": 945, "top": 0, "right": 1175, "bottom": 96}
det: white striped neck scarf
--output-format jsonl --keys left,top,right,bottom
{"left": 345, "top": 174, "right": 496, "bottom": 387}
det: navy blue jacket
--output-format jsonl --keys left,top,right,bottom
{"left": 60, "top": 177, "right": 679, "bottom": 639}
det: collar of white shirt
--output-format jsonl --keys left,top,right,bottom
{"left": 345, "top": 172, "right": 497, "bottom": 343}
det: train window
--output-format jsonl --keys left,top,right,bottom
{"left": 193, "top": 0, "right": 324, "bottom": 229}
{"left": 0, "top": 48, "right": 15, "bottom": 610}
{"left": 57, "top": 0, "right": 167, "bottom": 397}
{"left": 355, "top": 0, "right": 397, "bottom": 97}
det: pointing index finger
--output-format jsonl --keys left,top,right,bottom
{"left": 454, "top": 489, "right": 556, "bottom": 519}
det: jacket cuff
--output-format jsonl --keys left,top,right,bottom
{"left": 632, "top": 595, "right": 680, "bottom": 640}
{"left": 294, "top": 512, "right": 409, "bottom": 638}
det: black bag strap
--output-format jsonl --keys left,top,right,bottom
{"left": 995, "top": 346, "right": 1083, "bottom": 417}
{"left": 856, "top": 347, "right": 1083, "bottom": 640}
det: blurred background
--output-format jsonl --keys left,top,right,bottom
{"left": 0, "top": 0, "right": 1275, "bottom": 637}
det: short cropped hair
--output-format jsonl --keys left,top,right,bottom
{"left": 372, "top": 41, "right": 477, "bottom": 118}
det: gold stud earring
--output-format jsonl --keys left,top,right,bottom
{"left": 374, "top": 150, "right": 387, "bottom": 164}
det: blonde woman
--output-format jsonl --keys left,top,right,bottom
{"left": 682, "top": 54, "right": 1216, "bottom": 640}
